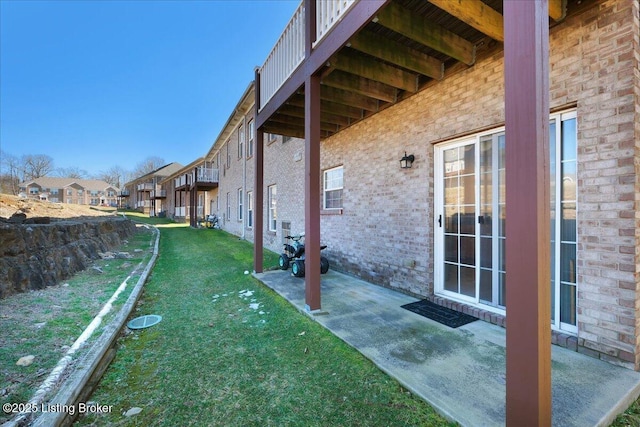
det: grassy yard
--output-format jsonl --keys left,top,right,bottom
{"left": 76, "top": 218, "right": 455, "bottom": 426}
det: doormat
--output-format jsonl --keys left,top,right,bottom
{"left": 401, "top": 300, "right": 477, "bottom": 328}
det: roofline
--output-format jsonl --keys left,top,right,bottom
{"left": 205, "top": 81, "right": 256, "bottom": 159}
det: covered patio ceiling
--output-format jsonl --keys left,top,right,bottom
{"left": 259, "top": 0, "right": 590, "bottom": 139}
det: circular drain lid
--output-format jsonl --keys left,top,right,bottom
{"left": 127, "top": 314, "right": 162, "bottom": 330}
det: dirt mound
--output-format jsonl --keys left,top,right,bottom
{"left": 0, "top": 193, "right": 116, "bottom": 220}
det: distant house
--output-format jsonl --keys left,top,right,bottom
{"left": 121, "top": 163, "right": 183, "bottom": 215}
{"left": 19, "top": 177, "right": 119, "bottom": 206}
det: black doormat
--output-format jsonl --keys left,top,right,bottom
{"left": 401, "top": 300, "right": 477, "bottom": 328}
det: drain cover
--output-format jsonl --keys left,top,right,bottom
{"left": 127, "top": 314, "right": 162, "bottom": 330}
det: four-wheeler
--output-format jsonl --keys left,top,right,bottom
{"left": 278, "top": 233, "right": 329, "bottom": 278}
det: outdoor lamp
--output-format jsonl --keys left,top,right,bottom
{"left": 400, "top": 152, "right": 415, "bottom": 169}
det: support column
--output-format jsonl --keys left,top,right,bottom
{"left": 254, "top": 68, "right": 264, "bottom": 273}
{"left": 304, "top": 73, "right": 321, "bottom": 311}
{"left": 504, "top": 1, "right": 551, "bottom": 425}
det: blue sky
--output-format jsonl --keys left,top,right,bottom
{"left": 0, "top": 0, "right": 299, "bottom": 176}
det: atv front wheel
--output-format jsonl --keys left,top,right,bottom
{"left": 292, "top": 259, "right": 306, "bottom": 277}
{"left": 278, "top": 254, "right": 290, "bottom": 270}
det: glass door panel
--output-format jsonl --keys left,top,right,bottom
{"left": 440, "top": 143, "right": 478, "bottom": 301}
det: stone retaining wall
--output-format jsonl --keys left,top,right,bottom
{"left": 0, "top": 217, "right": 137, "bottom": 299}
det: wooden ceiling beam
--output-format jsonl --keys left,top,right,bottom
{"left": 279, "top": 104, "right": 350, "bottom": 128}
{"left": 376, "top": 2, "right": 476, "bottom": 65}
{"left": 288, "top": 96, "right": 363, "bottom": 121}
{"left": 321, "top": 70, "right": 397, "bottom": 103}
{"left": 349, "top": 30, "right": 444, "bottom": 80}
{"left": 329, "top": 51, "right": 418, "bottom": 93}
{"left": 427, "top": 0, "right": 504, "bottom": 43}
{"left": 262, "top": 123, "right": 305, "bottom": 139}
{"left": 271, "top": 113, "right": 339, "bottom": 133}
{"left": 320, "top": 86, "right": 379, "bottom": 112}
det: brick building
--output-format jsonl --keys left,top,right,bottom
{"left": 19, "top": 177, "right": 119, "bottom": 206}
{"left": 154, "top": 0, "right": 639, "bottom": 374}
{"left": 248, "top": 0, "right": 640, "bottom": 373}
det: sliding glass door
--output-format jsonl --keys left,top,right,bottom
{"left": 434, "top": 111, "right": 577, "bottom": 332}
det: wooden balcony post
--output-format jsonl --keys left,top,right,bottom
{"left": 304, "top": 73, "right": 322, "bottom": 311}
{"left": 504, "top": 1, "right": 552, "bottom": 425}
{"left": 303, "top": 0, "right": 321, "bottom": 311}
{"left": 254, "top": 67, "right": 265, "bottom": 274}
{"left": 305, "top": 0, "right": 316, "bottom": 57}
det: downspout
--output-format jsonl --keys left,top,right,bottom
{"left": 242, "top": 114, "right": 247, "bottom": 240}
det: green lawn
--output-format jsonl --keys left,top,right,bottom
{"left": 76, "top": 219, "right": 454, "bottom": 426}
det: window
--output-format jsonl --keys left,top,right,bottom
{"left": 268, "top": 185, "right": 277, "bottom": 232}
{"left": 29, "top": 187, "right": 39, "bottom": 195}
{"left": 283, "top": 135, "right": 292, "bottom": 144}
{"left": 237, "top": 188, "right": 243, "bottom": 221}
{"left": 282, "top": 221, "right": 291, "bottom": 245}
{"left": 247, "top": 191, "right": 253, "bottom": 228}
{"left": 226, "top": 192, "right": 231, "bottom": 221}
{"left": 550, "top": 111, "right": 578, "bottom": 333}
{"left": 238, "top": 125, "right": 244, "bottom": 159}
{"left": 51, "top": 189, "right": 59, "bottom": 195}
{"left": 226, "top": 141, "right": 231, "bottom": 168}
{"left": 67, "top": 189, "right": 73, "bottom": 196}
{"left": 323, "top": 166, "right": 344, "bottom": 209}
{"left": 266, "top": 133, "right": 277, "bottom": 145}
{"left": 247, "top": 120, "right": 254, "bottom": 158}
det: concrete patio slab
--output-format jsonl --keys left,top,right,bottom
{"left": 255, "top": 269, "right": 640, "bottom": 427}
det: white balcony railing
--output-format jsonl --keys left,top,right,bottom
{"left": 174, "top": 175, "right": 189, "bottom": 188}
{"left": 137, "top": 183, "right": 154, "bottom": 191}
{"left": 258, "top": 0, "right": 358, "bottom": 110}
{"left": 259, "top": 1, "right": 305, "bottom": 108}
{"left": 316, "top": 0, "right": 357, "bottom": 43}
{"left": 194, "top": 167, "right": 219, "bottom": 183}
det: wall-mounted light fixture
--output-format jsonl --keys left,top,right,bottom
{"left": 400, "top": 152, "right": 415, "bottom": 169}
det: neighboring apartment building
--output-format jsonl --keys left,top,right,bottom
{"left": 162, "top": 158, "right": 219, "bottom": 224}
{"left": 121, "top": 163, "right": 183, "bottom": 215}
{"left": 19, "top": 177, "right": 119, "bottom": 206}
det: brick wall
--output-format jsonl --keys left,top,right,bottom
{"left": 204, "top": 0, "right": 639, "bottom": 369}
{"left": 317, "top": 0, "right": 639, "bottom": 368}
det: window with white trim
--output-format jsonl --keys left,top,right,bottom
{"left": 238, "top": 125, "right": 244, "bottom": 159}
{"left": 226, "top": 192, "right": 231, "bottom": 221}
{"left": 237, "top": 188, "right": 243, "bottom": 221}
{"left": 268, "top": 185, "right": 277, "bottom": 232}
{"left": 323, "top": 166, "right": 344, "bottom": 209}
{"left": 247, "top": 191, "right": 253, "bottom": 228}
{"left": 247, "top": 120, "right": 254, "bottom": 158}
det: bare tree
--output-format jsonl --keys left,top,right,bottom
{"left": 96, "top": 165, "right": 129, "bottom": 188}
{"left": 55, "top": 166, "right": 89, "bottom": 179}
{"left": 0, "top": 151, "right": 22, "bottom": 194}
{"left": 132, "top": 156, "right": 165, "bottom": 179}
{"left": 22, "top": 154, "right": 54, "bottom": 180}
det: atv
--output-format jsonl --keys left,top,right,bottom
{"left": 278, "top": 233, "right": 330, "bottom": 277}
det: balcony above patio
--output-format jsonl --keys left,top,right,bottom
{"left": 255, "top": 0, "right": 571, "bottom": 139}
{"left": 190, "top": 167, "right": 219, "bottom": 190}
